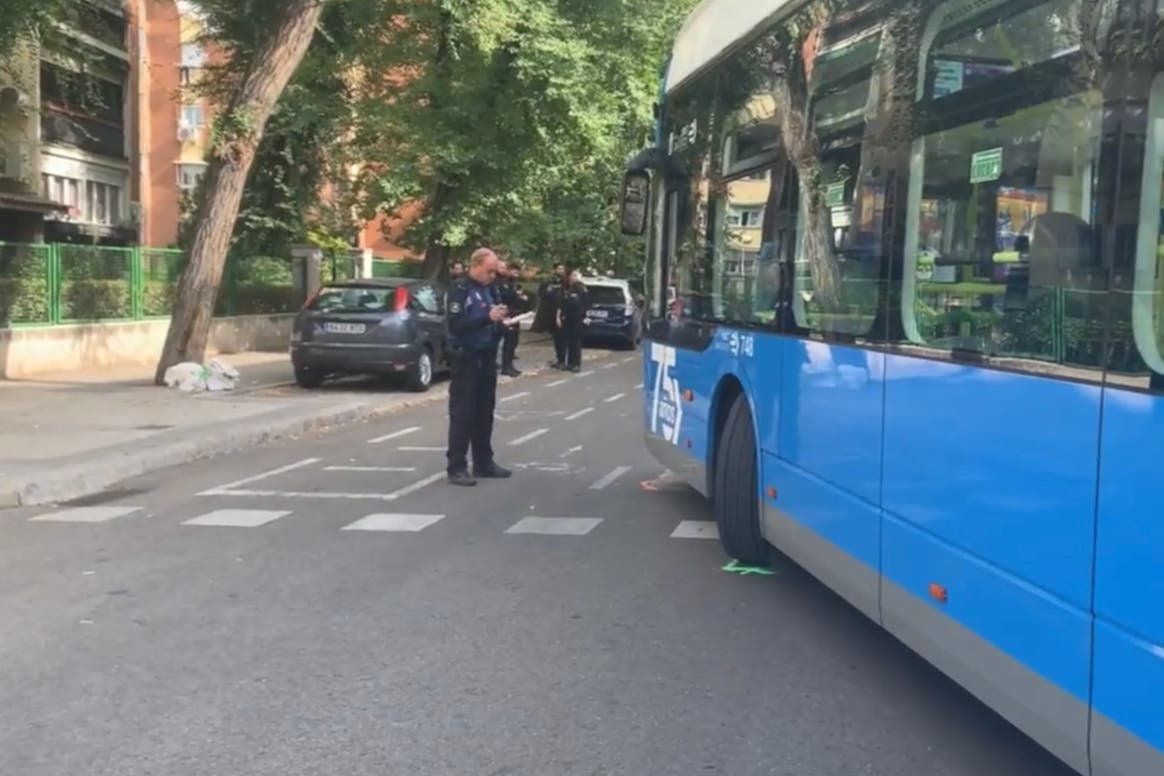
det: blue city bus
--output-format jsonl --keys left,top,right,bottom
{"left": 620, "top": 0, "right": 1164, "bottom": 774}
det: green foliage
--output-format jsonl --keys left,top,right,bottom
{"left": 185, "top": 0, "right": 693, "bottom": 280}
{"left": 349, "top": 0, "right": 694, "bottom": 275}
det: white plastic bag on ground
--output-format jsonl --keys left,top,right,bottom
{"left": 163, "top": 362, "right": 210, "bottom": 392}
{"left": 204, "top": 358, "right": 240, "bottom": 392}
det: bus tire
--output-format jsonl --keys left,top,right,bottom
{"left": 713, "top": 395, "right": 771, "bottom": 566}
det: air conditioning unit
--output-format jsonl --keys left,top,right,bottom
{"left": 177, "top": 125, "right": 196, "bottom": 143}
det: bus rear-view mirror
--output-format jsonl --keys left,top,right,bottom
{"left": 620, "top": 171, "right": 650, "bottom": 236}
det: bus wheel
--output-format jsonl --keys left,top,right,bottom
{"left": 713, "top": 395, "right": 771, "bottom": 566}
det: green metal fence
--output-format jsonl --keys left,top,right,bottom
{"left": 0, "top": 243, "right": 315, "bottom": 328}
{"left": 371, "top": 259, "right": 423, "bottom": 279}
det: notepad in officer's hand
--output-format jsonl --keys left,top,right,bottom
{"left": 503, "top": 312, "right": 535, "bottom": 327}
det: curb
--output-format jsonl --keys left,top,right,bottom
{"left": 0, "top": 340, "right": 616, "bottom": 509}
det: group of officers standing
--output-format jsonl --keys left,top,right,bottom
{"left": 444, "top": 248, "right": 591, "bottom": 487}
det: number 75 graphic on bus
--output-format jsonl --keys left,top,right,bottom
{"left": 649, "top": 343, "right": 683, "bottom": 446}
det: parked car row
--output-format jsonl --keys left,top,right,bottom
{"left": 289, "top": 275, "right": 643, "bottom": 390}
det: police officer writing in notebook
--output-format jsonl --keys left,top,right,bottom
{"left": 445, "top": 248, "right": 513, "bottom": 487}
{"left": 496, "top": 260, "right": 529, "bottom": 377}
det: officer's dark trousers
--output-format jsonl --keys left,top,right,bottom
{"left": 502, "top": 326, "right": 520, "bottom": 370}
{"left": 551, "top": 326, "right": 567, "bottom": 365}
{"left": 564, "top": 321, "right": 584, "bottom": 369}
{"left": 446, "top": 348, "right": 498, "bottom": 473}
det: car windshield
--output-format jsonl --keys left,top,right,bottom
{"left": 587, "top": 285, "right": 627, "bottom": 305}
{"left": 309, "top": 286, "right": 398, "bottom": 313}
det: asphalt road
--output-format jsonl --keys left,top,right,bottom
{"left": 0, "top": 351, "right": 1076, "bottom": 776}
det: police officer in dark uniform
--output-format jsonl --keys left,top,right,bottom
{"left": 445, "top": 248, "right": 512, "bottom": 486}
{"left": 558, "top": 269, "right": 590, "bottom": 373}
{"left": 537, "top": 263, "right": 568, "bottom": 368}
{"left": 496, "top": 260, "right": 529, "bottom": 377}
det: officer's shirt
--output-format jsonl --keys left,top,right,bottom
{"left": 447, "top": 279, "right": 500, "bottom": 350}
{"left": 561, "top": 285, "right": 590, "bottom": 323}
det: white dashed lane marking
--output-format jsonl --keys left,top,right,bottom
{"left": 590, "top": 466, "right": 631, "bottom": 491}
{"left": 506, "top": 517, "right": 603, "bottom": 536}
{"left": 671, "top": 521, "right": 719, "bottom": 540}
{"left": 28, "top": 506, "right": 142, "bottom": 524}
{"left": 200, "top": 458, "right": 320, "bottom": 495}
{"left": 367, "top": 427, "right": 420, "bottom": 445}
{"left": 398, "top": 446, "right": 445, "bottom": 453}
{"left": 500, "top": 392, "right": 530, "bottom": 403}
{"left": 509, "top": 428, "right": 549, "bottom": 446}
{"left": 565, "top": 407, "right": 594, "bottom": 421}
{"left": 342, "top": 513, "right": 446, "bottom": 533}
{"left": 604, "top": 393, "right": 626, "bottom": 403}
{"left": 546, "top": 379, "right": 569, "bottom": 388}
{"left": 183, "top": 509, "right": 290, "bottom": 528}
{"left": 324, "top": 466, "right": 417, "bottom": 473}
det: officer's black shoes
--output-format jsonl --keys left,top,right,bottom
{"left": 501, "top": 367, "right": 522, "bottom": 378}
{"left": 570, "top": 366, "right": 581, "bottom": 373}
{"left": 448, "top": 470, "right": 478, "bottom": 487}
{"left": 550, "top": 361, "right": 566, "bottom": 370}
{"left": 473, "top": 463, "right": 513, "bottom": 479}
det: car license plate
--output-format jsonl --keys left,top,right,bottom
{"left": 588, "top": 310, "right": 608, "bottom": 320}
{"left": 324, "top": 322, "right": 366, "bottom": 334}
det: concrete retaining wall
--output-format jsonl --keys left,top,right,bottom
{"left": 0, "top": 314, "right": 294, "bottom": 378}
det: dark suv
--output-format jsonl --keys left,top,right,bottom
{"left": 290, "top": 278, "right": 448, "bottom": 391}
{"left": 582, "top": 277, "right": 643, "bottom": 349}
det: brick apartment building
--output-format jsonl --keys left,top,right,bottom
{"left": 0, "top": 0, "right": 416, "bottom": 259}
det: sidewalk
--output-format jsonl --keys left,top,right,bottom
{"left": 0, "top": 333, "right": 602, "bottom": 508}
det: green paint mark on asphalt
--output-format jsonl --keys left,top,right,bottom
{"left": 722, "top": 559, "right": 776, "bottom": 576}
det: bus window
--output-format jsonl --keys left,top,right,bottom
{"left": 706, "top": 70, "right": 786, "bottom": 328}
{"left": 900, "top": 0, "right": 1109, "bottom": 373}
{"left": 1126, "top": 72, "right": 1164, "bottom": 388}
{"left": 659, "top": 79, "right": 718, "bottom": 326}
{"left": 785, "top": 22, "right": 889, "bottom": 339}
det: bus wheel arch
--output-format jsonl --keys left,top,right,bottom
{"left": 710, "top": 378, "right": 771, "bottom": 565}
{"left": 708, "top": 375, "right": 745, "bottom": 497}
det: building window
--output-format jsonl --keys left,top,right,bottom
{"left": 726, "top": 207, "right": 764, "bottom": 228}
{"left": 177, "top": 163, "right": 206, "bottom": 191}
{"left": 181, "top": 43, "right": 205, "bottom": 69}
{"left": 180, "top": 104, "right": 204, "bottom": 129}
{"left": 42, "top": 173, "right": 83, "bottom": 214}
{"left": 179, "top": 43, "right": 205, "bottom": 86}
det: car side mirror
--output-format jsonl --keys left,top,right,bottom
{"left": 620, "top": 171, "right": 651, "bottom": 236}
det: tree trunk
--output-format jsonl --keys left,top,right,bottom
{"left": 772, "top": 35, "right": 842, "bottom": 310}
{"left": 850, "top": 0, "right": 923, "bottom": 337}
{"left": 153, "top": 0, "right": 328, "bottom": 385}
{"left": 420, "top": 180, "right": 456, "bottom": 279}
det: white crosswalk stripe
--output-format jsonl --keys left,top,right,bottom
{"left": 670, "top": 521, "right": 719, "bottom": 540}
{"left": 342, "top": 513, "right": 445, "bottom": 533}
{"left": 506, "top": 517, "right": 603, "bottom": 536}
{"left": 28, "top": 506, "right": 142, "bottom": 523}
{"left": 182, "top": 509, "right": 291, "bottom": 528}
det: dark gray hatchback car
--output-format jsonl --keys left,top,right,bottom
{"left": 290, "top": 278, "right": 448, "bottom": 391}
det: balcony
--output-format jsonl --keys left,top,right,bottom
{"left": 41, "top": 107, "right": 125, "bottom": 159}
